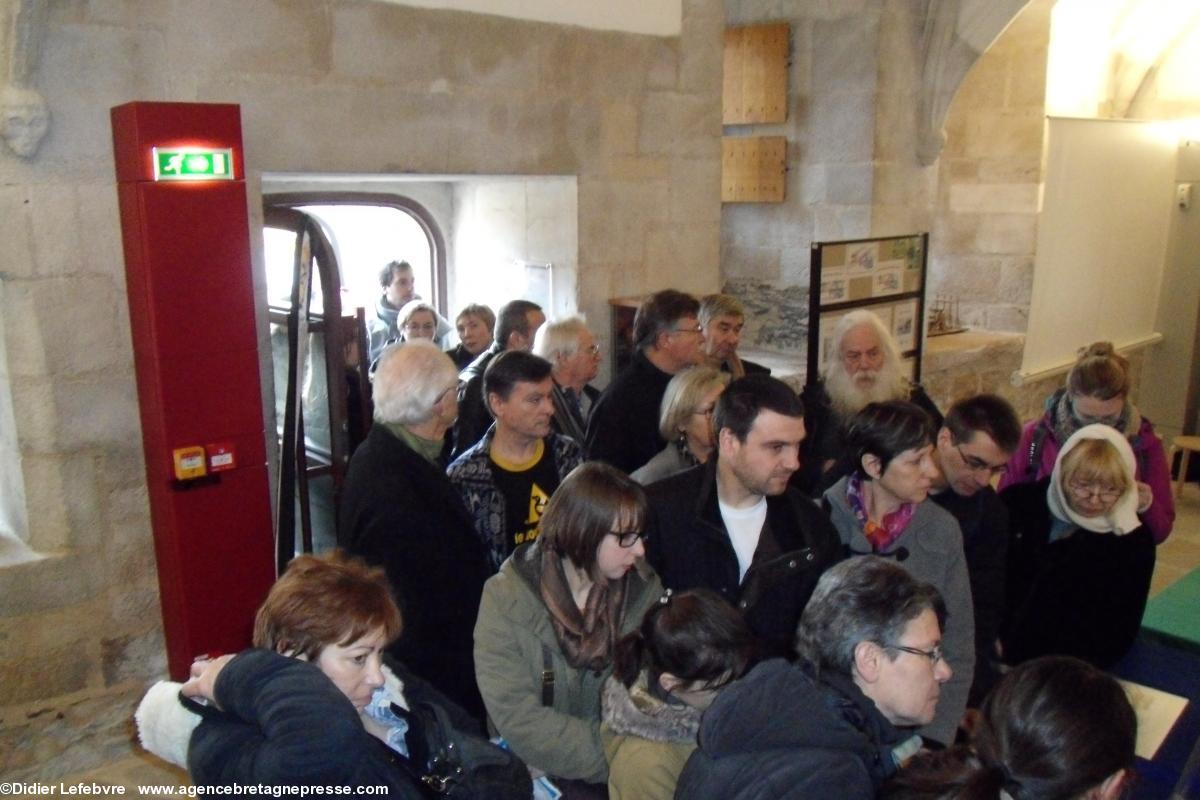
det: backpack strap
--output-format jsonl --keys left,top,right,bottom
{"left": 540, "top": 643, "right": 555, "bottom": 708}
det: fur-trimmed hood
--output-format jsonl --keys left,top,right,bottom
{"left": 601, "top": 672, "right": 701, "bottom": 743}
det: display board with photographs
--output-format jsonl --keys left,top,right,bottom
{"left": 809, "top": 234, "right": 928, "bottom": 384}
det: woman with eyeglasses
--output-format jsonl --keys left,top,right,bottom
{"left": 999, "top": 424, "right": 1155, "bottom": 668}
{"left": 602, "top": 588, "right": 757, "bottom": 800}
{"left": 474, "top": 461, "right": 663, "bottom": 799}
{"left": 823, "top": 400, "right": 974, "bottom": 748}
{"left": 396, "top": 299, "right": 440, "bottom": 342}
{"left": 999, "top": 341, "right": 1174, "bottom": 544}
{"left": 631, "top": 367, "right": 731, "bottom": 485}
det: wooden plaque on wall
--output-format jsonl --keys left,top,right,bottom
{"left": 722, "top": 136, "right": 787, "bottom": 203}
{"left": 723, "top": 23, "right": 790, "bottom": 125}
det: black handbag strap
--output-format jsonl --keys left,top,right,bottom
{"left": 540, "top": 643, "right": 555, "bottom": 707}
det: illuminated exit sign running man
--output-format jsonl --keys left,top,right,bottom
{"left": 152, "top": 147, "right": 235, "bottom": 181}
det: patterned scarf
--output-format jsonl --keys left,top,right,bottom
{"left": 538, "top": 545, "right": 627, "bottom": 672}
{"left": 847, "top": 473, "right": 916, "bottom": 553}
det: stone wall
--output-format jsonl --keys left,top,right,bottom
{"left": 722, "top": 1, "right": 881, "bottom": 289}
{"left": 926, "top": 0, "right": 1051, "bottom": 333}
{"left": 0, "top": 0, "right": 723, "bottom": 779}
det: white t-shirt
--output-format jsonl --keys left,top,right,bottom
{"left": 718, "top": 496, "right": 768, "bottom": 583}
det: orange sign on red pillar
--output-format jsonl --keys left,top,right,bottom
{"left": 112, "top": 101, "right": 275, "bottom": 680}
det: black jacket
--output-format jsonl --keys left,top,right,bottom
{"left": 188, "top": 650, "right": 425, "bottom": 797}
{"left": 586, "top": 350, "right": 674, "bottom": 474}
{"left": 675, "top": 659, "right": 916, "bottom": 800}
{"left": 549, "top": 380, "right": 599, "bottom": 446}
{"left": 795, "top": 379, "right": 942, "bottom": 497}
{"left": 645, "top": 462, "right": 842, "bottom": 657}
{"left": 452, "top": 343, "right": 502, "bottom": 460}
{"left": 998, "top": 479, "right": 1155, "bottom": 668}
{"left": 339, "top": 423, "right": 492, "bottom": 725}
{"left": 930, "top": 486, "right": 1008, "bottom": 707}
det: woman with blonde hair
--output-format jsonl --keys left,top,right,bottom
{"left": 999, "top": 424, "right": 1155, "bottom": 667}
{"left": 1000, "top": 341, "right": 1174, "bottom": 544}
{"left": 631, "top": 367, "right": 731, "bottom": 484}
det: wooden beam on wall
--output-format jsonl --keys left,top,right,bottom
{"left": 723, "top": 23, "right": 790, "bottom": 125}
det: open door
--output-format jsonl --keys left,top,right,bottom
{"left": 263, "top": 206, "right": 370, "bottom": 570}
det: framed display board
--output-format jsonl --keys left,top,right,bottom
{"left": 808, "top": 233, "right": 928, "bottom": 384}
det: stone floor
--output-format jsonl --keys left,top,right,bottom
{"left": 32, "top": 483, "right": 1200, "bottom": 796}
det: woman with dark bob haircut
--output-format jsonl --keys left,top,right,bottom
{"left": 882, "top": 655, "right": 1136, "bottom": 800}
{"left": 138, "top": 551, "right": 526, "bottom": 796}
{"left": 822, "top": 400, "right": 975, "bottom": 747}
{"left": 475, "top": 461, "right": 663, "bottom": 797}
{"left": 602, "top": 588, "right": 758, "bottom": 800}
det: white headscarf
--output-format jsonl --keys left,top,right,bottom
{"left": 1046, "top": 424, "right": 1140, "bottom": 535}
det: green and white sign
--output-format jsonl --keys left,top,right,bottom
{"left": 152, "top": 147, "right": 235, "bottom": 181}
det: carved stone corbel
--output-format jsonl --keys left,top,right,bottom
{"left": 916, "top": 0, "right": 959, "bottom": 166}
{"left": 2, "top": 0, "right": 51, "bottom": 159}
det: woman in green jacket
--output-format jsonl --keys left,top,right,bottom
{"left": 474, "top": 462, "right": 662, "bottom": 795}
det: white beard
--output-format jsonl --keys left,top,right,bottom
{"left": 824, "top": 359, "right": 909, "bottom": 418}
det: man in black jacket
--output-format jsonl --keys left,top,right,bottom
{"left": 586, "top": 289, "right": 703, "bottom": 473}
{"left": 644, "top": 374, "right": 841, "bottom": 657}
{"left": 339, "top": 340, "right": 492, "bottom": 726}
{"left": 928, "top": 393, "right": 1022, "bottom": 707}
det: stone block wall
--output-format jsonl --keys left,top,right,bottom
{"left": 0, "top": 0, "right": 723, "bottom": 779}
{"left": 927, "top": 0, "right": 1053, "bottom": 333}
{"left": 722, "top": 1, "right": 881, "bottom": 289}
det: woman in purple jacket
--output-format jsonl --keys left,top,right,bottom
{"left": 999, "top": 341, "right": 1174, "bottom": 544}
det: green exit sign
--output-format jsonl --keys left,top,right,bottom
{"left": 152, "top": 147, "right": 235, "bottom": 181}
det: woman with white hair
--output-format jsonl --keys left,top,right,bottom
{"left": 998, "top": 424, "right": 1155, "bottom": 667}
{"left": 630, "top": 367, "right": 731, "bottom": 485}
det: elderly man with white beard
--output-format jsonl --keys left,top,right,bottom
{"left": 796, "top": 309, "right": 942, "bottom": 496}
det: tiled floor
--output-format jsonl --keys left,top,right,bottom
{"left": 1150, "top": 483, "right": 1200, "bottom": 597}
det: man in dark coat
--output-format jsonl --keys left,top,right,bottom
{"left": 928, "top": 393, "right": 1022, "bottom": 707}
{"left": 676, "top": 557, "right": 950, "bottom": 800}
{"left": 798, "top": 308, "right": 942, "bottom": 495}
{"left": 586, "top": 289, "right": 703, "bottom": 473}
{"left": 339, "top": 340, "right": 492, "bottom": 726}
{"left": 698, "top": 293, "right": 771, "bottom": 378}
{"left": 532, "top": 316, "right": 602, "bottom": 445}
{"left": 644, "top": 374, "right": 841, "bottom": 657}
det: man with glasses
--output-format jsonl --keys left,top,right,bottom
{"left": 587, "top": 289, "right": 704, "bottom": 473}
{"left": 676, "top": 557, "right": 950, "bottom": 800}
{"left": 338, "top": 340, "right": 491, "bottom": 728}
{"left": 927, "top": 393, "right": 1021, "bottom": 707}
{"left": 644, "top": 375, "right": 841, "bottom": 658}
{"left": 447, "top": 352, "right": 583, "bottom": 572}
{"left": 532, "top": 316, "right": 602, "bottom": 445}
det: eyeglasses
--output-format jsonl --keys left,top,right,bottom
{"left": 886, "top": 643, "right": 945, "bottom": 664}
{"left": 608, "top": 530, "right": 647, "bottom": 548}
{"left": 1067, "top": 480, "right": 1122, "bottom": 502}
{"left": 671, "top": 324, "right": 703, "bottom": 335}
{"left": 405, "top": 322, "right": 437, "bottom": 333}
{"left": 693, "top": 406, "right": 715, "bottom": 418}
{"left": 954, "top": 443, "right": 1007, "bottom": 477}
{"left": 585, "top": 344, "right": 602, "bottom": 356}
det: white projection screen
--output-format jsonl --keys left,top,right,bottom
{"left": 1017, "top": 117, "right": 1178, "bottom": 383}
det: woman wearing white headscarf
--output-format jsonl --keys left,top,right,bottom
{"left": 998, "top": 424, "right": 1155, "bottom": 668}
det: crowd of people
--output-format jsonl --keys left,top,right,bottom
{"left": 137, "top": 277, "right": 1173, "bottom": 799}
